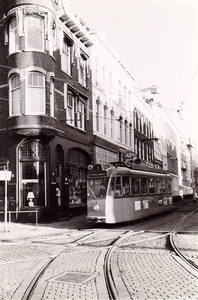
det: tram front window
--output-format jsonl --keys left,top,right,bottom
{"left": 87, "top": 178, "right": 108, "bottom": 198}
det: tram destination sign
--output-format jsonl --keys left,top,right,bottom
{"left": 89, "top": 171, "right": 107, "bottom": 177}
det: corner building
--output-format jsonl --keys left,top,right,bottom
{"left": 0, "top": 0, "right": 93, "bottom": 221}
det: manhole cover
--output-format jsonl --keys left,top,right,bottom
{"left": 48, "top": 271, "right": 97, "bottom": 285}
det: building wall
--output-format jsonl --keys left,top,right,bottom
{"left": 0, "top": 0, "right": 94, "bottom": 221}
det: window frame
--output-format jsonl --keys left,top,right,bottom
{"left": 66, "top": 92, "right": 75, "bottom": 127}
{"left": 26, "top": 71, "right": 45, "bottom": 115}
{"left": 25, "top": 14, "right": 45, "bottom": 51}
{"left": 78, "top": 52, "right": 88, "bottom": 87}
{"left": 9, "top": 17, "right": 20, "bottom": 54}
{"left": 10, "top": 74, "right": 21, "bottom": 116}
{"left": 61, "top": 39, "right": 72, "bottom": 75}
{"left": 78, "top": 99, "right": 85, "bottom": 131}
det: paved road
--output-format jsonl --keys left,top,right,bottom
{"left": 0, "top": 199, "right": 197, "bottom": 300}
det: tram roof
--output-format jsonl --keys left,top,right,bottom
{"left": 106, "top": 162, "right": 171, "bottom": 178}
{"left": 106, "top": 167, "right": 171, "bottom": 178}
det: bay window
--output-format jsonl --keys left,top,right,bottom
{"left": 9, "top": 17, "right": 19, "bottom": 54}
{"left": 10, "top": 74, "right": 20, "bottom": 115}
{"left": 25, "top": 14, "right": 44, "bottom": 51}
{"left": 26, "top": 72, "right": 45, "bottom": 114}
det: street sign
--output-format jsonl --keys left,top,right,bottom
{"left": 0, "top": 171, "right": 12, "bottom": 181}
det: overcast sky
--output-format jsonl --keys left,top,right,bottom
{"left": 65, "top": 0, "right": 198, "bottom": 143}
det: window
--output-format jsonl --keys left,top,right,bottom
{"left": 148, "top": 178, "right": 156, "bottom": 194}
{"left": 123, "top": 177, "right": 131, "bottom": 196}
{"left": 132, "top": 178, "right": 140, "bottom": 195}
{"left": 102, "top": 66, "right": 106, "bottom": 92}
{"left": 140, "top": 178, "right": 148, "bottom": 194}
{"left": 115, "top": 176, "right": 122, "bottom": 197}
{"left": 118, "top": 81, "right": 122, "bottom": 105}
{"left": 95, "top": 58, "right": 99, "bottom": 86}
{"left": 79, "top": 52, "right": 88, "bottom": 87}
{"left": 67, "top": 93, "right": 75, "bottom": 127}
{"left": 119, "top": 116, "right": 123, "bottom": 143}
{"left": 61, "top": 40, "right": 72, "bottom": 75}
{"left": 9, "top": 17, "right": 19, "bottom": 54}
{"left": 26, "top": 14, "right": 44, "bottom": 51}
{"left": 129, "top": 123, "right": 132, "bottom": 147}
{"left": 96, "top": 100, "right": 100, "bottom": 132}
{"left": 20, "top": 140, "right": 48, "bottom": 207}
{"left": 10, "top": 74, "right": 20, "bottom": 115}
{"left": 104, "top": 106, "right": 107, "bottom": 135}
{"left": 66, "top": 92, "right": 86, "bottom": 130}
{"left": 26, "top": 72, "right": 45, "bottom": 114}
{"left": 110, "top": 110, "right": 114, "bottom": 139}
{"left": 156, "top": 179, "right": 162, "bottom": 194}
{"left": 125, "top": 120, "right": 128, "bottom": 145}
{"left": 78, "top": 100, "right": 85, "bottom": 130}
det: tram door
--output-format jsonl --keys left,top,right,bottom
{"left": 55, "top": 163, "right": 63, "bottom": 210}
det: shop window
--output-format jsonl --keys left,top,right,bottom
{"left": 26, "top": 72, "right": 45, "bottom": 114}
{"left": 20, "top": 140, "right": 48, "bottom": 207}
{"left": 10, "top": 74, "right": 20, "bottom": 115}
{"left": 25, "top": 14, "right": 44, "bottom": 51}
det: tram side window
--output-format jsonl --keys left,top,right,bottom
{"left": 123, "top": 176, "right": 131, "bottom": 196}
{"left": 148, "top": 178, "right": 156, "bottom": 194}
{"left": 167, "top": 179, "right": 172, "bottom": 193}
{"left": 140, "top": 178, "right": 148, "bottom": 194}
{"left": 156, "top": 179, "right": 162, "bottom": 194}
{"left": 115, "top": 176, "right": 122, "bottom": 197}
{"left": 161, "top": 180, "right": 167, "bottom": 193}
{"left": 131, "top": 178, "right": 140, "bottom": 195}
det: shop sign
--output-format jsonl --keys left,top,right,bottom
{"left": 0, "top": 171, "right": 12, "bottom": 181}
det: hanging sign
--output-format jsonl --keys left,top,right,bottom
{"left": 0, "top": 171, "right": 12, "bottom": 181}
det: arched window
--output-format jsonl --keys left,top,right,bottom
{"left": 10, "top": 74, "right": 20, "bottom": 115}
{"left": 26, "top": 72, "right": 45, "bottom": 114}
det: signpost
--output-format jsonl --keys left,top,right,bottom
{"left": 0, "top": 168, "right": 12, "bottom": 232}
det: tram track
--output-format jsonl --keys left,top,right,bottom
{"left": 11, "top": 205, "right": 198, "bottom": 300}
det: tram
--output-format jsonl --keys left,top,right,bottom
{"left": 87, "top": 162, "right": 173, "bottom": 224}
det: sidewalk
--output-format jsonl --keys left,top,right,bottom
{"left": 0, "top": 214, "right": 90, "bottom": 242}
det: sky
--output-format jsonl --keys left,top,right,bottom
{"left": 65, "top": 0, "right": 198, "bottom": 144}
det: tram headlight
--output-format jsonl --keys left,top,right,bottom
{"left": 93, "top": 204, "right": 100, "bottom": 211}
